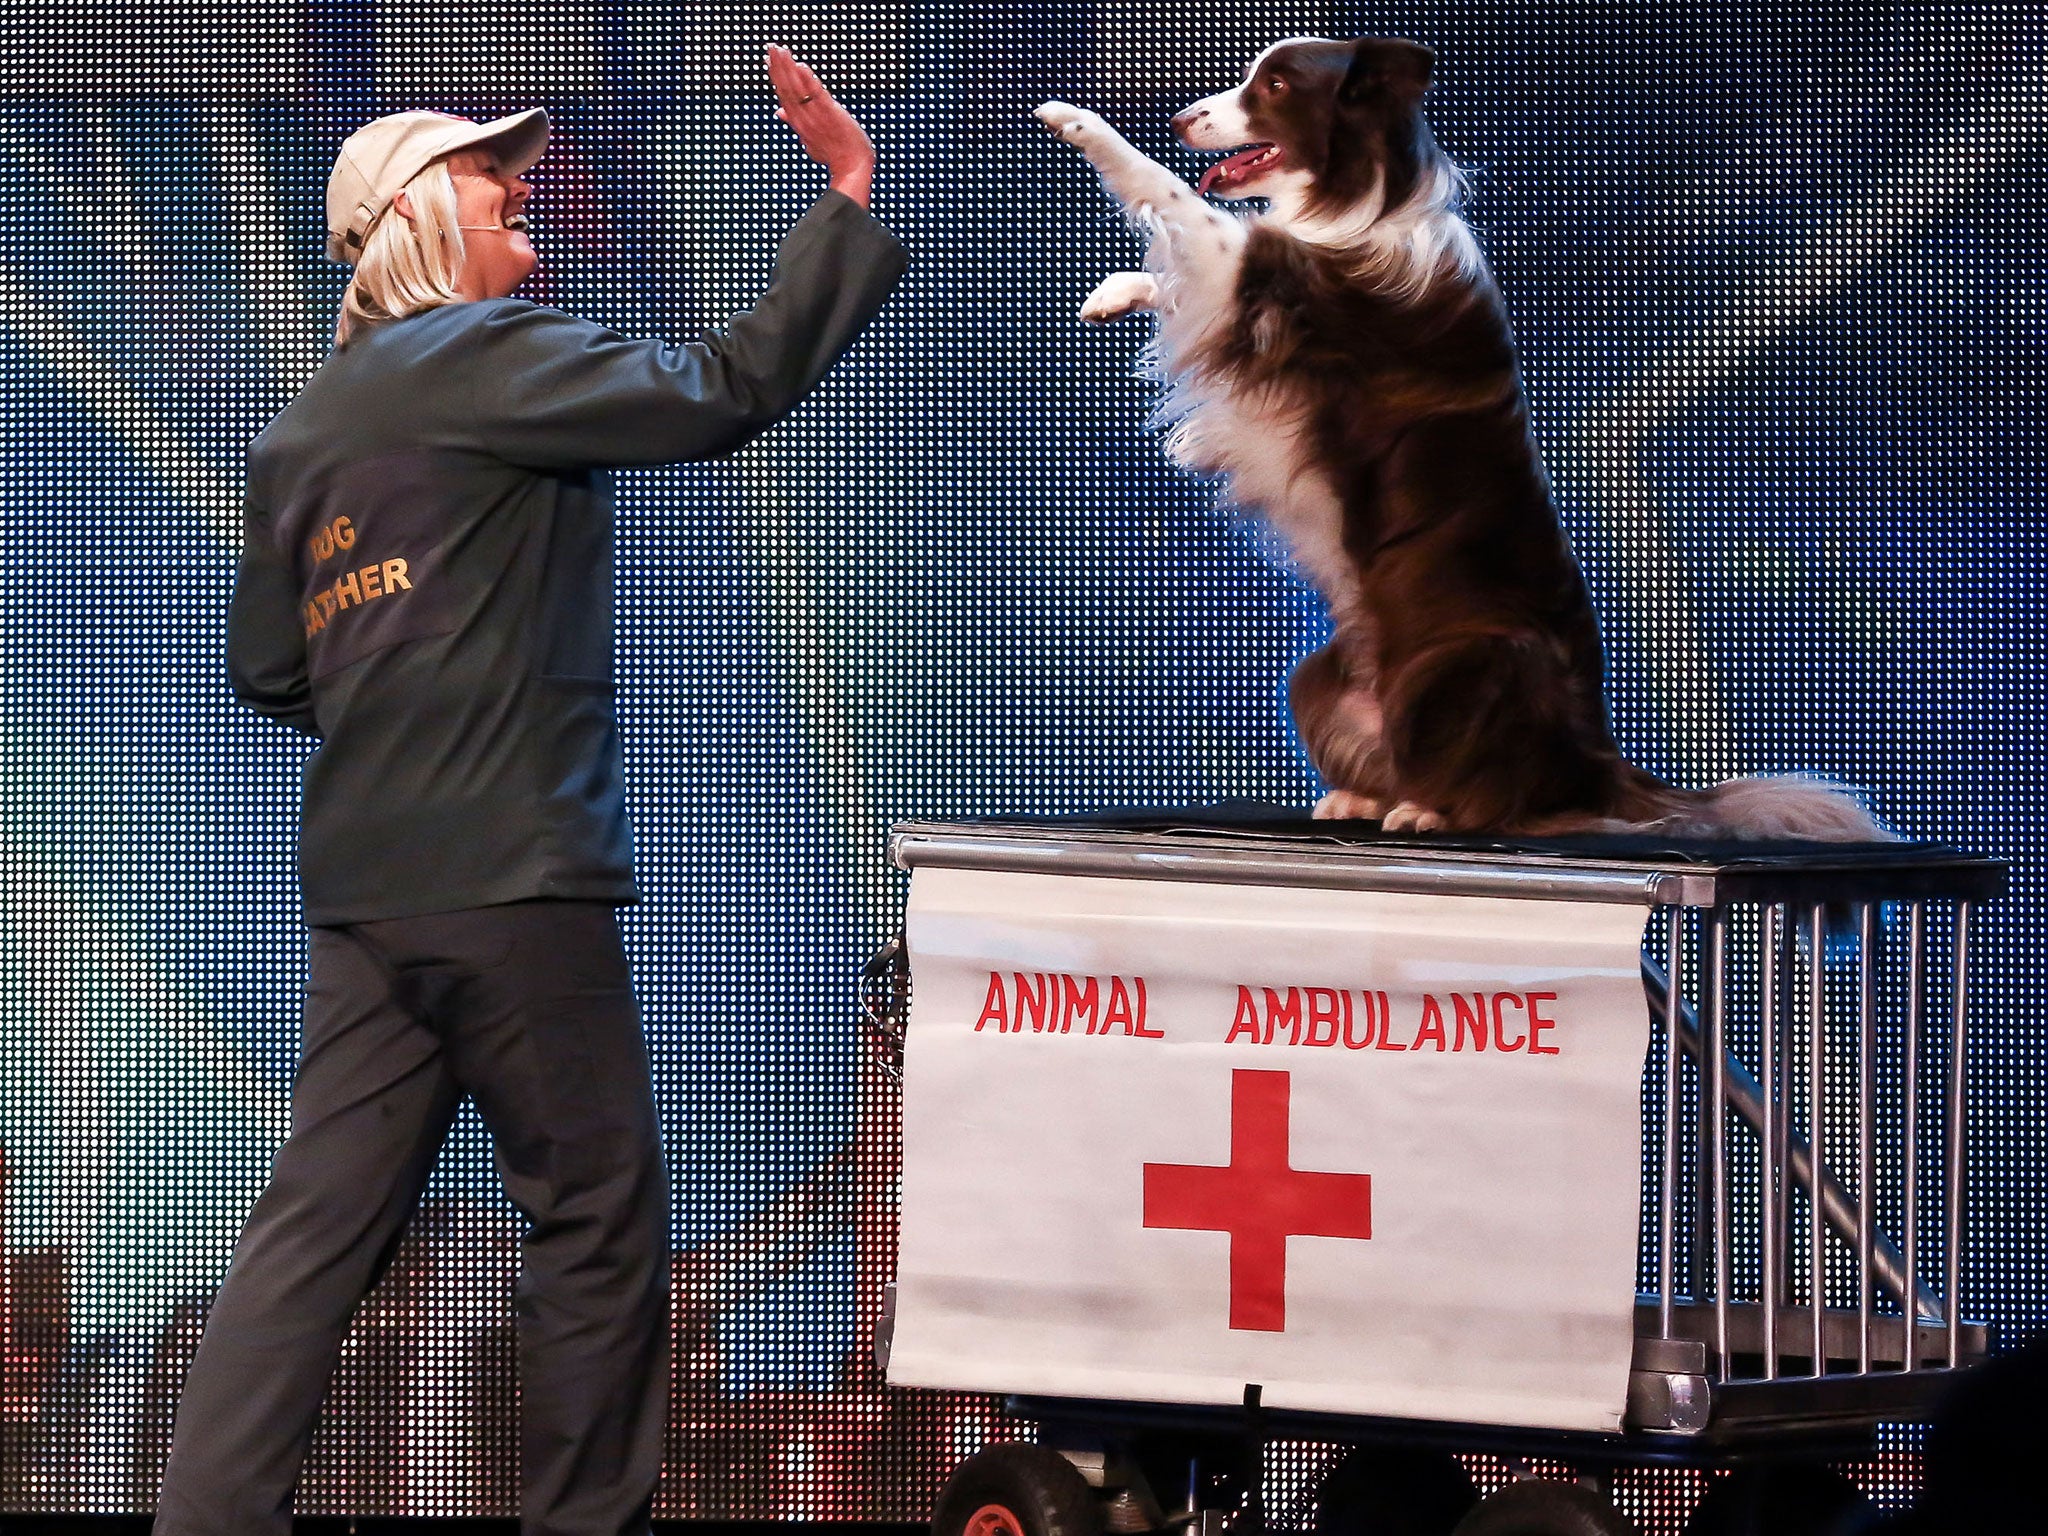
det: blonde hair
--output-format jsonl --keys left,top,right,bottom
{"left": 336, "top": 158, "right": 468, "bottom": 345}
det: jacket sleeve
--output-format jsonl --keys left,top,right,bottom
{"left": 226, "top": 492, "right": 321, "bottom": 737}
{"left": 462, "top": 190, "right": 909, "bottom": 470}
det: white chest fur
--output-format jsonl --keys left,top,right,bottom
{"left": 1144, "top": 229, "right": 1369, "bottom": 633}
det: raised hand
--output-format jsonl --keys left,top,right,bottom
{"left": 768, "top": 44, "right": 876, "bottom": 207}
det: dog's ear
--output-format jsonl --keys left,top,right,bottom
{"left": 1338, "top": 38, "right": 1435, "bottom": 103}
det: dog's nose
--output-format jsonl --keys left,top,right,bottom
{"left": 1171, "top": 107, "right": 1205, "bottom": 135}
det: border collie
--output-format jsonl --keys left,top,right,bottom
{"left": 1036, "top": 38, "right": 1885, "bottom": 839}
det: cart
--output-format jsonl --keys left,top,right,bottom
{"left": 862, "top": 812, "right": 2005, "bottom": 1536}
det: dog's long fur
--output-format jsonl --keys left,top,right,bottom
{"left": 1037, "top": 38, "right": 1886, "bottom": 839}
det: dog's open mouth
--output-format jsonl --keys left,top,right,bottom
{"left": 1197, "top": 143, "right": 1283, "bottom": 194}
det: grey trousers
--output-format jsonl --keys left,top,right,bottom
{"left": 153, "top": 900, "right": 671, "bottom": 1536}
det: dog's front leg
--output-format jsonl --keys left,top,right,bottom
{"left": 1037, "top": 101, "right": 1245, "bottom": 324}
{"left": 1035, "top": 101, "right": 1198, "bottom": 220}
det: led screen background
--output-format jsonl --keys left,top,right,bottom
{"left": 0, "top": 0, "right": 2042, "bottom": 1526}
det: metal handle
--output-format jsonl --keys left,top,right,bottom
{"left": 860, "top": 931, "right": 910, "bottom": 1080}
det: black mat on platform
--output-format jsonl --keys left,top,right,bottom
{"left": 957, "top": 800, "right": 1988, "bottom": 870}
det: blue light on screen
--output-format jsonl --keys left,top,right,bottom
{"left": 0, "top": 2, "right": 2041, "bottom": 1524}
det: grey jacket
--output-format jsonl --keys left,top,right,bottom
{"left": 228, "top": 190, "right": 908, "bottom": 924}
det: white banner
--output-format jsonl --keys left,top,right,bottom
{"left": 889, "top": 865, "right": 1652, "bottom": 1433}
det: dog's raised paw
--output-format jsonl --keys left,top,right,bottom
{"left": 1034, "top": 100, "right": 1103, "bottom": 142}
{"left": 1080, "top": 271, "right": 1159, "bottom": 324}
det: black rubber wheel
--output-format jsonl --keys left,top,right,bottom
{"left": 1681, "top": 1465, "right": 1875, "bottom": 1536}
{"left": 1313, "top": 1443, "right": 1481, "bottom": 1536}
{"left": 933, "top": 1442, "right": 1104, "bottom": 1536}
{"left": 1450, "top": 1479, "right": 1637, "bottom": 1536}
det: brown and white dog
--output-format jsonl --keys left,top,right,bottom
{"left": 1036, "top": 38, "right": 1885, "bottom": 839}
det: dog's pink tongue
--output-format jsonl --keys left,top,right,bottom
{"left": 1198, "top": 145, "right": 1271, "bottom": 195}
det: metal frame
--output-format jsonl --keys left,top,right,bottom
{"left": 1631, "top": 898, "right": 1986, "bottom": 1443}
{"left": 875, "top": 819, "right": 2006, "bottom": 1448}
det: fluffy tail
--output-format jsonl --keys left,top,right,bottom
{"left": 1629, "top": 772, "right": 1893, "bottom": 842}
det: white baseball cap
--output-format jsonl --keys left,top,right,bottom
{"left": 325, "top": 107, "right": 551, "bottom": 264}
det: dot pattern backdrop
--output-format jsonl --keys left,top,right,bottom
{"left": 0, "top": 0, "right": 2042, "bottom": 1527}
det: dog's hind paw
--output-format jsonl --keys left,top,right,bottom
{"left": 1313, "top": 789, "right": 1386, "bottom": 821}
{"left": 1035, "top": 100, "right": 1106, "bottom": 143}
{"left": 1382, "top": 800, "right": 1448, "bottom": 834}
{"left": 1080, "top": 271, "right": 1159, "bottom": 324}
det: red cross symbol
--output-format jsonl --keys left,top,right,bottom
{"left": 1142, "top": 1068, "right": 1373, "bottom": 1332}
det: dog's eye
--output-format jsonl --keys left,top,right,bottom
{"left": 1265, "top": 75, "right": 1288, "bottom": 93}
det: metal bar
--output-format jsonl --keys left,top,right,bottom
{"left": 1659, "top": 906, "right": 1682, "bottom": 1339}
{"left": 890, "top": 833, "right": 1687, "bottom": 904}
{"left": 1708, "top": 910, "right": 1732, "bottom": 1379}
{"left": 1760, "top": 904, "right": 1781, "bottom": 1378}
{"left": 1904, "top": 901, "right": 1924, "bottom": 1347}
{"left": 1636, "top": 1297, "right": 1989, "bottom": 1370}
{"left": 1857, "top": 903, "right": 1877, "bottom": 1374}
{"left": 1774, "top": 909, "right": 1794, "bottom": 1317}
{"left": 1947, "top": 901, "right": 1971, "bottom": 1367}
{"left": 1809, "top": 903, "right": 1827, "bottom": 1376}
